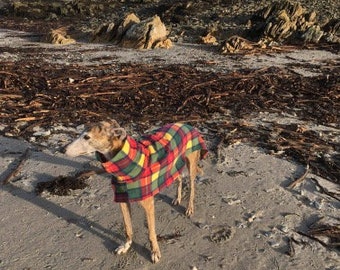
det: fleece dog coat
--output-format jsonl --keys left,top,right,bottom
{"left": 97, "top": 123, "right": 208, "bottom": 202}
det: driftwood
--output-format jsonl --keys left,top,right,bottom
{"left": 296, "top": 224, "right": 340, "bottom": 250}
{"left": 1, "top": 148, "right": 31, "bottom": 185}
{"left": 287, "top": 164, "right": 309, "bottom": 189}
{"left": 310, "top": 178, "right": 340, "bottom": 202}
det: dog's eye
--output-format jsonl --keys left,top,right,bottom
{"left": 83, "top": 135, "right": 90, "bottom": 140}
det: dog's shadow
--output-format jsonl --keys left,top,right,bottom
{"left": 156, "top": 193, "right": 187, "bottom": 215}
{"left": 3, "top": 178, "right": 151, "bottom": 263}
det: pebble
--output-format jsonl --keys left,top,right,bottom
{"left": 268, "top": 239, "right": 281, "bottom": 248}
{"left": 32, "top": 126, "right": 51, "bottom": 137}
{"left": 279, "top": 225, "right": 289, "bottom": 233}
{"left": 222, "top": 197, "right": 241, "bottom": 205}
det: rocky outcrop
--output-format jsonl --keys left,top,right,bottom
{"left": 252, "top": 0, "right": 323, "bottom": 44}
{"left": 221, "top": 0, "right": 339, "bottom": 53}
{"left": 92, "top": 13, "right": 172, "bottom": 49}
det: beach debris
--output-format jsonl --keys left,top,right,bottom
{"left": 296, "top": 224, "right": 340, "bottom": 250}
{"left": 43, "top": 27, "right": 76, "bottom": 45}
{"left": 200, "top": 32, "right": 218, "bottom": 45}
{"left": 0, "top": 63, "right": 339, "bottom": 185}
{"left": 307, "top": 224, "right": 340, "bottom": 248}
{"left": 92, "top": 13, "right": 172, "bottom": 49}
{"left": 35, "top": 174, "right": 89, "bottom": 196}
{"left": 220, "top": 35, "right": 257, "bottom": 54}
{"left": 209, "top": 224, "right": 235, "bottom": 243}
{"left": 310, "top": 178, "right": 340, "bottom": 202}
{"left": 247, "top": 210, "right": 264, "bottom": 223}
{"left": 157, "top": 230, "right": 182, "bottom": 243}
{"left": 222, "top": 196, "right": 241, "bottom": 205}
{"left": 35, "top": 169, "right": 106, "bottom": 196}
{"left": 1, "top": 148, "right": 31, "bottom": 185}
{"left": 287, "top": 164, "right": 309, "bottom": 189}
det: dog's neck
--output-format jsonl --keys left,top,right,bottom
{"left": 101, "top": 138, "right": 125, "bottom": 161}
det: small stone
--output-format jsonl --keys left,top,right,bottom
{"left": 279, "top": 225, "right": 289, "bottom": 233}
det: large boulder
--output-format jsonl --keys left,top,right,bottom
{"left": 92, "top": 13, "right": 140, "bottom": 44}
{"left": 120, "top": 15, "right": 170, "bottom": 49}
{"left": 92, "top": 14, "right": 172, "bottom": 49}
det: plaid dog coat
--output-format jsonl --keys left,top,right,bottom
{"left": 97, "top": 123, "right": 208, "bottom": 203}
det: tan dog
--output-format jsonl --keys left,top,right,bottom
{"left": 64, "top": 119, "right": 207, "bottom": 263}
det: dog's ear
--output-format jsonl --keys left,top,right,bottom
{"left": 111, "top": 127, "right": 127, "bottom": 140}
{"left": 107, "top": 118, "right": 120, "bottom": 128}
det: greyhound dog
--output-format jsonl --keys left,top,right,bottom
{"left": 64, "top": 119, "right": 207, "bottom": 263}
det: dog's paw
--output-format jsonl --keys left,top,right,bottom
{"left": 151, "top": 249, "right": 161, "bottom": 263}
{"left": 185, "top": 205, "right": 194, "bottom": 217}
{"left": 172, "top": 197, "right": 181, "bottom": 205}
{"left": 115, "top": 241, "right": 132, "bottom": 255}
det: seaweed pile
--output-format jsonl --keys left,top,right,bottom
{"left": 0, "top": 62, "right": 339, "bottom": 183}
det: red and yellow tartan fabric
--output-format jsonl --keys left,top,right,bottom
{"left": 98, "top": 123, "right": 208, "bottom": 202}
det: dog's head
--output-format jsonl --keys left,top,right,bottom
{"left": 64, "top": 119, "right": 126, "bottom": 158}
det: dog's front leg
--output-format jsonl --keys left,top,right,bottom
{"left": 185, "top": 152, "right": 199, "bottom": 216}
{"left": 115, "top": 202, "right": 133, "bottom": 255}
{"left": 139, "top": 197, "right": 161, "bottom": 263}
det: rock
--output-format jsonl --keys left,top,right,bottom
{"left": 153, "top": 38, "right": 172, "bottom": 49}
{"left": 256, "top": 1, "right": 306, "bottom": 42}
{"left": 120, "top": 15, "right": 171, "bottom": 49}
{"left": 92, "top": 14, "right": 171, "bottom": 49}
{"left": 302, "top": 25, "right": 324, "bottom": 43}
{"left": 252, "top": 0, "right": 338, "bottom": 44}
{"left": 114, "top": 13, "right": 141, "bottom": 44}
{"left": 323, "top": 19, "right": 340, "bottom": 36}
{"left": 43, "top": 27, "right": 76, "bottom": 45}
{"left": 200, "top": 32, "right": 218, "bottom": 45}
{"left": 220, "top": 35, "right": 256, "bottom": 54}
{"left": 92, "top": 13, "right": 140, "bottom": 43}
{"left": 322, "top": 19, "right": 340, "bottom": 43}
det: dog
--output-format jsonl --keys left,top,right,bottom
{"left": 64, "top": 119, "right": 208, "bottom": 263}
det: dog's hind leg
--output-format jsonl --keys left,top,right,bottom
{"left": 185, "top": 151, "right": 200, "bottom": 217}
{"left": 115, "top": 202, "right": 133, "bottom": 255}
{"left": 172, "top": 175, "right": 183, "bottom": 206}
{"left": 139, "top": 196, "right": 161, "bottom": 263}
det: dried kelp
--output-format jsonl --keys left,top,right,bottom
{"left": 35, "top": 175, "right": 89, "bottom": 196}
{"left": 0, "top": 62, "right": 339, "bottom": 184}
